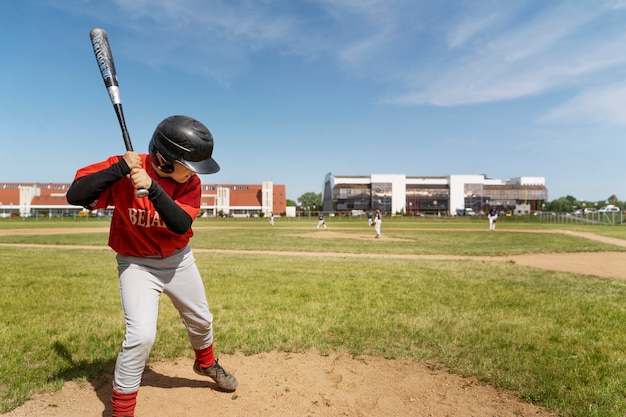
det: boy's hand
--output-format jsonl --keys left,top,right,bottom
{"left": 123, "top": 151, "right": 143, "bottom": 171}
{"left": 123, "top": 151, "right": 152, "bottom": 193}
{"left": 129, "top": 167, "right": 152, "bottom": 192}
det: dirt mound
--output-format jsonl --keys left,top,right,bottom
{"left": 3, "top": 352, "right": 554, "bottom": 417}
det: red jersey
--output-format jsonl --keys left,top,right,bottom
{"left": 73, "top": 154, "right": 201, "bottom": 258}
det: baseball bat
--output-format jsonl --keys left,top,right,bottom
{"left": 89, "top": 28, "right": 149, "bottom": 198}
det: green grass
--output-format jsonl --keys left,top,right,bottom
{"left": 0, "top": 217, "right": 624, "bottom": 256}
{"left": 1, "top": 219, "right": 626, "bottom": 416}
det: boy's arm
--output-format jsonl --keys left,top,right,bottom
{"left": 66, "top": 159, "right": 130, "bottom": 209}
{"left": 147, "top": 182, "right": 193, "bottom": 235}
{"left": 67, "top": 156, "right": 193, "bottom": 235}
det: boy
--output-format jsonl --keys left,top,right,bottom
{"left": 374, "top": 208, "right": 382, "bottom": 238}
{"left": 488, "top": 207, "right": 498, "bottom": 231}
{"left": 316, "top": 213, "right": 328, "bottom": 229}
{"left": 66, "top": 115, "right": 237, "bottom": 417}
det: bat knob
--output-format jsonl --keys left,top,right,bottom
{"left": 135, "top": 188, "right": 149, "bottom": 198}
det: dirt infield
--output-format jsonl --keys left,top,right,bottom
{"left": 3, "top": 227, "right": 622, "bottom": 416}
{"left": 299, "top": 229, "right": 626, "bottom": 280}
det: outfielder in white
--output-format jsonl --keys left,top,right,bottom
{"left": 316, "top": 213, "right": 328, "bottom": 230}
{"left": 488, "top": 208, "right": 498, "bottom": 231}
{"left": 374, "top": 209, "right": 382, "bottom": 238}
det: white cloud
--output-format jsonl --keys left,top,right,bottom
{"left": 539, "top": 83, "right": 626, "bottom": 126}
{"left": 447, "top": 12, "right": 501, "bottom": 49}
{"left": 64, "top": 0, "right": 626, "bottom": 115}
{"left": 383, "top": 1, "right": 626, "bottom": 107}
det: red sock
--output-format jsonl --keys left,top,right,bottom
{"left": 194, "top": 344, "right": 215, "bottom": 368}
{"left": 111, "top": 389, "right": 137, "bottom": 417}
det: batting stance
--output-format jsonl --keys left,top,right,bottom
{"left": 67, "top": 115, "right": 237, "bottom": 417}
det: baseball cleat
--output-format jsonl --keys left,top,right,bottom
{"left": 193, "top": 359, "right": 238, "bottom": 392}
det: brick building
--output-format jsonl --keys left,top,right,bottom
{"left": 0, "top": 181, "right": 286, "bottom": 218}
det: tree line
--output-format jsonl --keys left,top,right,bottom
{"left": 541, "top": 195, "right": 620, "bottom": 213}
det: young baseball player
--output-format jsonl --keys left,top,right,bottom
{"left": 488, "top": 207, "right": 498, "bottom": 231}
{"left": 316, "top": 213, "right": 328, "bottom": 229}
{"left": 374, "top": 208, "right": 382, "bottom": 238}
{"left": 66, "top": 115, "right": 237, "bottom": 417}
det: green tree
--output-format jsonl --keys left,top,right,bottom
{"left": 298, "top": 192, "right": 322, "bottom": 212}
{"left": 549, "top": 197, "right": 575, "bottom": 213}
{"left": 545, "top": 194, "right": 625, "bottom": 212}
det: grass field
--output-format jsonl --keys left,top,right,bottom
{"left": 1, "top": 216, "right": 626, "bottom": 416}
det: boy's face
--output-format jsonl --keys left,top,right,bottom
{"left": 155, "top": 161, "right": 195, "bottom": 183}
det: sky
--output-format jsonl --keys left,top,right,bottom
{"left": 2, "top": 0, "right": 626, "bottom": 203}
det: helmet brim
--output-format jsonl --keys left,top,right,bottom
{"left": 179, "top": 157, "right": 220, "bottom": 174}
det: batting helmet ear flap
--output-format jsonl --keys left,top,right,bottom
{"left": 148, "top": 140, "right": 175, "bottom": 174}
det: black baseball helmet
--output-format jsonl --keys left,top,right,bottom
{"left": 148, "top": 115, "right": 220, "bottom": 174}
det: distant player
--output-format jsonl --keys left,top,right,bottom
{"left": 66, "top": 115, "right": 237, "bottom": 417}
{"left": 488, "top": 207, "right": 498, "bottom": 231}
{"left": 269, "top": 211, "right": 274, "bottom": 226}
{"left": 374, "top": 208, "right": 382, "bottom": 238}
{"left": 316, "top": 213, "right": 328, "bottom": 229}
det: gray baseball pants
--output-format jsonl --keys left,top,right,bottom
{"left": 113, "top": 246, "right": 213, "bottom": 393}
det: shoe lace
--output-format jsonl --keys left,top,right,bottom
{"left": 212, "top": 359, "right": 230, "bottom": 378}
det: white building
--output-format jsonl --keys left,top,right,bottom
{"left": 322, "top": 173, "right": 547, "bottom": 215}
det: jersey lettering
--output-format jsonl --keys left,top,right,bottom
{"left": 128, "top": 208, "right": 166, "bottom": 229}
{"left": 152, "top": 211, "right": 164, "bottom": 227}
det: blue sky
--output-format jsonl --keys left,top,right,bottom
{"left": 2, "top": 0, "right": 626, "bottom": 202}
